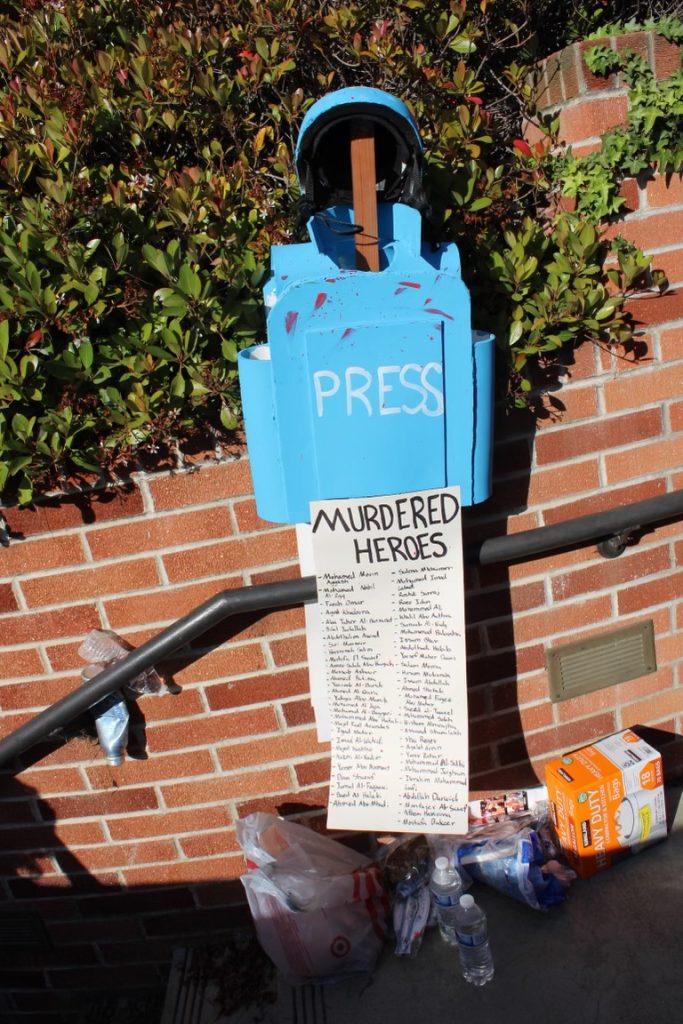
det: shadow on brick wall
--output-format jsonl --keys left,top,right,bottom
{"left": 1, "top": 481, "right": 144, "bottom": 537}
{"left": 0, "top": 773, "right": 257, "bottom": 1023}
{"left": 461, "top": 399, "right": 539, "bottom": 790}
{"left": 3, "top": 736, "right": 682, "bottom": 1023}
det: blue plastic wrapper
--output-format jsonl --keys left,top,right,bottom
{"left": 455, "top": 827, "right": 572, "bottom": 910}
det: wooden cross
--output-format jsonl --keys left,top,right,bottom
{"left": 350, "top": 120, "right": 380, "bottom": 272}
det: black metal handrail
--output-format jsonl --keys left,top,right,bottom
{"left": 1, "top": 487, "right": 682, "bottom": 772}
{"left": 470, "top": 487, "right": 683, "bottom": 565}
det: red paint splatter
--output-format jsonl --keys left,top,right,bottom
{"left": 398, "top": 280, "right": 421, "bottom": 288}
{"left": 285, "top": 311, "right": 299, "bottom": 334}
{"left": 424, "top": 297, "right": 432, "bottom": 305}
{"left": 394, "top": 286, "right": 407, "bottom": 295}
{"left": 281, "top": 274, "right": 289, "bottom": 280}
{"left": 325, "top": 277, "right": 338, "bottom": 283}
{"left": 314, "top": 292, "right": 327, "bottom": 310}
{"left": 341, "top": 327, "right": 354, "bottom": 339}
{"left": 424, "top": 308, "right": 454, "bottom": 321}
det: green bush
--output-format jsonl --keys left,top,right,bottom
{"left": 554, "top": 42, "right": 683, "bottom": 220}
{"left": 0, "top": 0, "right": 667, "bottom": 503}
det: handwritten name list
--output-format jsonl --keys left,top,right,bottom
{"left": 310, "top": 487, "right": 469, "bottom": 834}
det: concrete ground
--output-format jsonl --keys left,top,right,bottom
{"left": 165, "top": 781, "right": 683, "bottom": 1024}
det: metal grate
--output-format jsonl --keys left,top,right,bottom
{"left": 290, "top": 985, "right": 328, "bottom": 1024}
{"left": 160, "top": 945, "right": 286, "bottom": 1024}
{"left": 546, "top": 620, "right": 656, "bottom": 702}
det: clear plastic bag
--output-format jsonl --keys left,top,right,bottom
{"left": 453, "top": 824, "right": 576, "bottom": 910}
{"left": 78, "top": 629, "right": 168, "bottom": 697}
{"left": 236, "top": 812, "right": 388, "bottom": 984}
{"left": 392, "top": 885, "right": 431, "bottom": 957}
{"left": 377, "top": 833, "right": 431, "bottom": 899}
{"left": 376, "top": 834, "right": 433, "bottom": 957}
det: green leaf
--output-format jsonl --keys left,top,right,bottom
{"left": 9, "top": 455, "right": 33, "bottom": 474}
{"left": 143, "top": 244, "right": 171, "bottom": 279}
{"left": 170, "top": 372, "right": 186, "bottom": 397}
{"left": 144, "top": 345, "right": 176, "bottom": 360}
{"left": 11, "top": 413, "right": 31, "bottom": 440}
{"left": 161, "top": 294, "right": 189, "bottom": 317}
{"left": 113, "top": 232, "right": 128, "bottom": 265}
{"left": 36, "top": 177, "right": 68, "bottom": 204}
{"left": 220, "top": 405, "right": 237, "bottom": 430}
{"left": 255, "top": 37, "right": 269, "bottom": 61}
{"left": 70, "top": 452, "right": 100, "bottom": 471}
{"left": 17, "top": 475, "right": 34, "bottom": 506}
{"left": 508, "top": 321, "right": 524, "bottom": 346}
{"left": 221, "top": 339, "right": 238, "bottom": 362}
{"left": 79, "top": 340, "right": 94, "bottom": 369}
{"left": 178, "top": 264, "right": 201, "bottom": 298}
{"left": 19, "top": 354, "right": 38, "bottom": 379}
{"left": 96, "top": 50, "right": 113, "bottom": 74}
{"left": 0, "top": 320, "right": 8, "bottom": 361}
{"left": 25, "top": 262, "right": 42, "bottom": 295}
{"left": 450, "top": 37, "right": 476, "bottom": 54}
{"left": 132, "top": 55, "right": 153, "bottom": 86}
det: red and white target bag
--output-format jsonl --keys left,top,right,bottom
{"left": 236, "top": 812, "right": 388, "bottom": 984}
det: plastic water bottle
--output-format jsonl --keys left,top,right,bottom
{"left": 429, "top": 855, "right": 463, "bottom": 945}
{"left": 453, "top": 893, "right": 494, "bottom": 986}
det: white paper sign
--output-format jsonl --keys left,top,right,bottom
{"left": 310, "top": 487, "right": 469, "bottom": 834}
{"left": 296, "top": 523, "right": 331, "bottom": 742}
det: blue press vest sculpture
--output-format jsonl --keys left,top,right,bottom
{"left": 238, "top": 87, "right": 495, "bottom": 524}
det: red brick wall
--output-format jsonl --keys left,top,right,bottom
{"left": 1, "top": 30, "right": 682, "bottom": 1018}
{"left": 0, "top": 460, "right": 326, "bottom": 1017}
{"left": 529, "top": 28, "right": 682, "bottom": 155}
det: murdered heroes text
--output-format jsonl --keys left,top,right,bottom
{"left": 311, "top": 491, "right": 460, "bottom": 565}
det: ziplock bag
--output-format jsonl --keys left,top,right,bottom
{"left": 236, "top": 812, "right": 388, "bottom": 984}
{"left": 454, "top": 825, "right": 575, "bottom": 909}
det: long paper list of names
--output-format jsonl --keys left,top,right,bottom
{"left": 310, "top": 487, "right": 469, "bottom": 834}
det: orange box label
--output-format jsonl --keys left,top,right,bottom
{"left": 545, "top": 729, "right": 667, "bottom": 877}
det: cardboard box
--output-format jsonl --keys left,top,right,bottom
{"left": 545, "top": 728, "right": 667, "bottom": 878}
